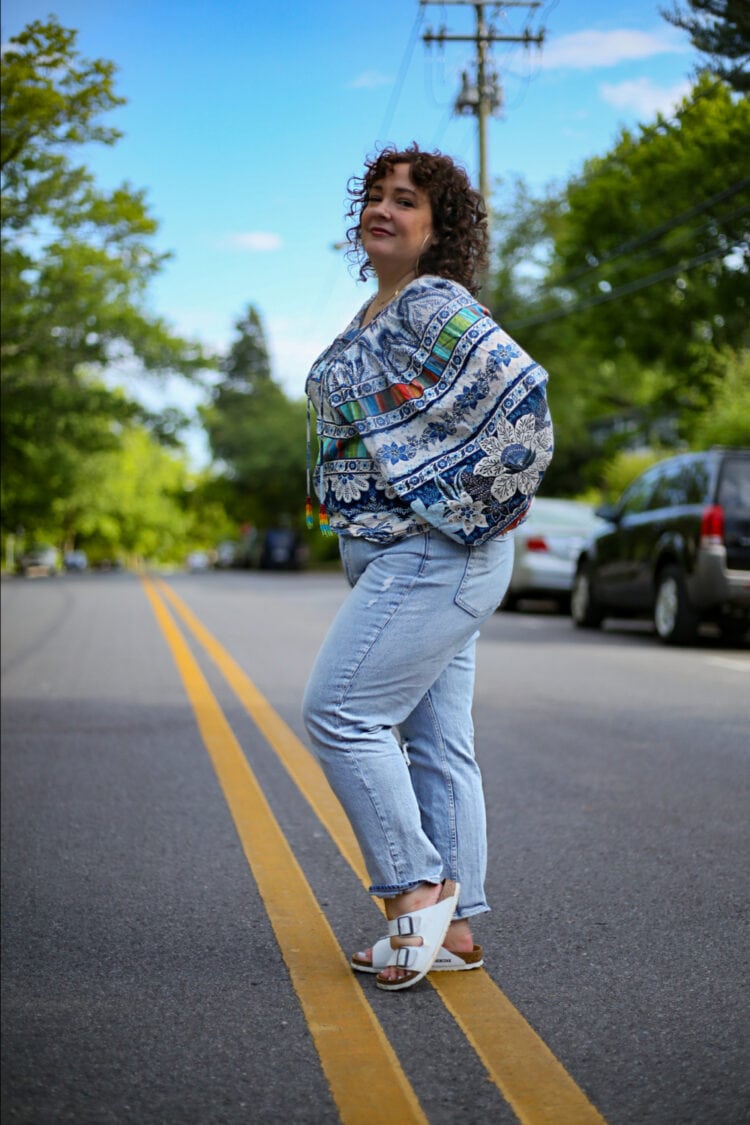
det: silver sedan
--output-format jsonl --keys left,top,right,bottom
{"left": 501, "top": 498, "right": 608, "bottom": 611}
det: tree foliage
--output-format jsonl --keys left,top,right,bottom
{"left": 662, "top": 0, "right": 750, "bottom": 91}
{"left": 53, "top": 428, "right": 191, "bottom": 564}
{"left": 1, "top": 18, "right": 208, "bottom": 538}
{"left": 689, "top": 348, "right": 750, "bottom": 447}
{"left": 489, "top": 78, "right": 750, "bottom": 493}
{"left": 200, "top": 306, "right": 308, "bottom": 530}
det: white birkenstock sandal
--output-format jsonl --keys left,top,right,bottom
{"left": 430, "top": 944, "right": 483, "bottom": 971}
{"left": 374, "top": 880, "right": 460, "bottom": 992}
{"left": 351, "top": 937, "right": 483, "bottom": 973}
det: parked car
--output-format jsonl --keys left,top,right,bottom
{"left": 258, "top": 527, "right": 307, "bottom": 571}
{"left": 186, "top": 550, "right": 211, "bottom": 572}
{"left": 63, "top": 550, "right": 88, "bottom": 572}
{"left": 18, "top": 544, "right": 60, "bottom": 577}
{"left": 501, "top": 498, "right": 608, "bottom": 611}
{"left": 571, "top": 448, "right": 750, "bottom": 644}
{"left": 232, "top": 527, "right": 259, "bottom": 569}
{"left": 214, "top": 540, "right": 239, "bottom": 568}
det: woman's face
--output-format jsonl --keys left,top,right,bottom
{"left": 360, "top": 163, "right": 434, "bottom": 278}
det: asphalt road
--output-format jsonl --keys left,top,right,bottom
{"left": 2, "top": 568, "right": 748, "bottom": 1125}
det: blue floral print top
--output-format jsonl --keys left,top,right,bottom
{"left": 305, "top": 275, "right": 553, "bottom": 546}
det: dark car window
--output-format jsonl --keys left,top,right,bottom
{"left": 618, "top": 467, "right": 661, "bottom": 515}
{"left": 718, "top": 457, "right": 750, "bottom": 511}
{"left": 650, "top": 457, "right": 710, "bottom": 509}
{"left": 684, "top": 459, "right": 712, "bottom": 504}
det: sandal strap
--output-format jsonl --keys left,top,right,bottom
{"left": 389, "top": 913, "right": 418, "bottom": 937}
{"left": 376, "top": 881, "right": 460, "bottom": 990}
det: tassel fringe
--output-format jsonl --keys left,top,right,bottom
{"left": 305, "top": 495, "right": 334, "bottom": 536}
{"left": 318, "top": 503, "right": 334, "bottom": 536}
{"left": 306, "top": 397, "right": 335, "bottom": 535}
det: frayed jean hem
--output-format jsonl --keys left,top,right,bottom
{"left": 369, "top": 876, "right": 444, "bottom": 898}
{"left": 454, "top": 904, "right": 491, "bottom": 921}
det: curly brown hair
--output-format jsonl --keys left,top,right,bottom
{"left": 345, "top": 143, "right": 488, "bottom": 294}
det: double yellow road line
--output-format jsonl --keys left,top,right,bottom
{"left": 143, "top": 577, "right": 607, "bottom": 1125}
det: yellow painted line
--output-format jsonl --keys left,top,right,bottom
{"left": 157, "top": 579, "right": 607, "bottom": 1125}
{"left": 434, "top": 973, "right": 606, "bottom": 1125}
{"left": 142, "top": 578, "right": 426, "bottom": 1125}
{"left": 155, "top": 579, "right": 372, "bottom": 892}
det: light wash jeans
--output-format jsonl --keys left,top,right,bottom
{"left": 302, "top": 529, "right": 514, "bottom": 920}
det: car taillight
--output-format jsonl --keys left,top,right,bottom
{"left": 700, "top": 504, "right": 724, "bottom": 547}
{"left": 525, "top": 537, "right": 549, "bottom": 552}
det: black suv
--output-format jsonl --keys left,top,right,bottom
{"left": 571, "top": 448, "right": 750, "bottom": 644}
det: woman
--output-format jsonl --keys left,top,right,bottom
{"left": 302, "top": 144, "right": 552, "bottom": 991}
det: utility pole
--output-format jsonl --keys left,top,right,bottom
{"left": 421, "top": 1, "right": 544, "bottom": 231}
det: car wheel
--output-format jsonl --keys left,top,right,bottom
{"left": 571, "top": 564, "right": 604, "bottom": 628}
{"left": 653, "top": 565, "right": 699, "bottom": 645}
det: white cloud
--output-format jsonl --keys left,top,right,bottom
{"left": 600, "top": 77, "right": 692, "bottom": 117}
{"left": 349, "top": 70, "right": 392, "bottom": 89}
{"left": 218, "top": 231, "right": 282, "bottom": 252}
{"left": 541, "top": 28, "right": 687, "bottom": 70}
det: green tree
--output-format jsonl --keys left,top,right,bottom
{"left": 217, "top": 305, "right": 273, "bottom": 391}
{"left": 688, "top": 348, "right": 750, "bottom": 446}
{"left": 662, "top": 0, "right": 750, "bottom": 91}
{"left": 201, "top": 305, "right": 308, "bottom": 530}
{"left": 548, "top": 79, "right": 748, "bottom": 365}
{"left": 490, "top": 79, "right": 750, "bottom": 492}
{"left": 1, "top": 18, "right": 208, "bottom": 537}
{"left": 180, "top": 475, "right": 238, "bottom": 556}
{"left": 59, "top": 428, "right": 191, "bottom": 565}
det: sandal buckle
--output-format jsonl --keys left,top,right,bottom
{"left": 396, "top": 915, "right": 416, "bottom": 936}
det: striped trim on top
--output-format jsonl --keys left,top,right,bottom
{"left": 336, "top": 303, "right": 486, "bottom": 425}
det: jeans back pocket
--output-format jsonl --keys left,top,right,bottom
{"left": 454, "top": 536, "right": 514, "bottom": 618}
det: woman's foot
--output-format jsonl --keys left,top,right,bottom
{"left": 354, "top": 920, "right": 477, "bottom": 977}
{"left": 377, "top": 883, "right": 439, "bottom": 985}
{"left": 445, "top": 918, "right": 476, "bottom": 953}
{"left": 371, "top": 881, "right": 467, "bottom": 985}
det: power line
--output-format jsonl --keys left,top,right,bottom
{"left": 376, "top": 6, "right": 426, "bottom": 141}
{"left": 589, "top": 200, "right": 750, "bottom": 277}
{"left": 506, "top": 244, "right": 733, "bottom": 331}
{"left": 549, "top": 177, "right": 750, "bottom": 290}
{"left": 429, "top": 98, "right": 456, "bottom": 148}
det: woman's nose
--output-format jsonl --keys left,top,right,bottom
{"left": 370, "top": 197, "right": 391, "bottom": 217}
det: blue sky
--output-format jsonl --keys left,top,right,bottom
{"left": 3, "top": 0, "right": 699, "bottom": 464}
